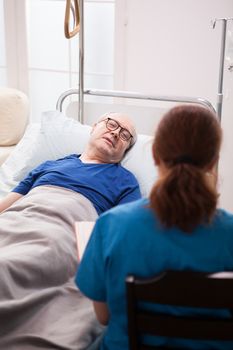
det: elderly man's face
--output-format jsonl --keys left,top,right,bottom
{"left": 89, "top": 113, "right": 135, "bottom": 163}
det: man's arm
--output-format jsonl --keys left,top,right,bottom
{"left": 93, "top": 301, "right": 109, "bottom": 325}
{"left": 0, "top": 192, "right": 24, "bottom": 213}
{"left": 0, "top": 159, "right": 53, "bottom": 214}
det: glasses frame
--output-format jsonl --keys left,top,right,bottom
{"left": 103, "top": 117, "right": 133, "bottom": 142}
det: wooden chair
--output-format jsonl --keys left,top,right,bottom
{"left": 126, "top": 270, "right": 233, "bottom": 350}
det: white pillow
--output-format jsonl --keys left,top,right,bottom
{"left": 0, "top": 110, "right": 157, "bottom": 198}
{"left": 13, "top": 111, "right": 91, "bottom": 181}
{"left": 122, "top": 134, "right": 157, "bottom": 197}
{"left": 0, "top": 123, "right": 40, "bottom": 198}
{"left": 0, "top": 111, "right": 91, "bottom": 197}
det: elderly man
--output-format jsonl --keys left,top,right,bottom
{"left": 0, "top": 112, "right": 140, "bottom": 350}
{"left": 0, "top": 112, "right": 141, "bottom": 213}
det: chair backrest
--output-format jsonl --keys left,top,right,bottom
{"left": 126, "top": 270, "right": 233, "bottom": 350}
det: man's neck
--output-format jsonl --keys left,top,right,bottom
{"left": 79, "top": 153, "right": 106, "bottom": 164}
{"left": 81, "top": 144, "right": 120, "bottom": 164}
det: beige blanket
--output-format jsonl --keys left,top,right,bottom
{"left": 0, "top": 186, "right": 103, "bottom": 350}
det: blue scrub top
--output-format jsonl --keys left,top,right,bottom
{"left": 76, "top": 198, "right": 233, "bottom": 350}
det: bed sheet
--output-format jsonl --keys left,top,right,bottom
{"left": 0, "top": 185, "right": 103, "bottom": 350}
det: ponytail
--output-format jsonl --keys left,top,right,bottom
{"left": 149, "top": 163, "right": 218, "bottom": 232}
{"left": 150, "top": 104, "right": 222, "bottom": 233}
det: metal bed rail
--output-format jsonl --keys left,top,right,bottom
{"left": 56, "top": 88, "right": 216, "bottom": 118}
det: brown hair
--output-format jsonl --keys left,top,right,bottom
{"left": 149, "top": 105, "right": 222, "bottom": 232}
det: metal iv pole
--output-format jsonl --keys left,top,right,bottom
{"left": 78, "top": 0, "right": 84, "bottom": 123}
{"left": 64, "top": 0, "right": 84, "bottom": 123}
{"left": 212, "top": 17, "right": 233, "bottom": 122}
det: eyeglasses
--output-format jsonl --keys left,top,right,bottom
{"left": 103, "top": 117, "right": 133, "bottom": 142}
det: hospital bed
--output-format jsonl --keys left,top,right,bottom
{"left": 0, "top": 89, "right": 157, "bottom": 349}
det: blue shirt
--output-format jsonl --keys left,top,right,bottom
{"left": 76, "top": 198, "right": 233, "bottom": 350}
{"left": 12, "top": 154, "right": 141, "bottom": 214}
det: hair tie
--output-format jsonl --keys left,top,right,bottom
{"left": 173, "top": 155, "right": 194, "bottom": 165}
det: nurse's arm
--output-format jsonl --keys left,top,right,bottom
{"left": 93, "top": 301, "right": 109, "bottom": 325}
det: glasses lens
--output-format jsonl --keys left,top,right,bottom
{"left": 120, "top": 129, "right": 131, "bottom": 141}
{"left": 106, "top": 118, "right": 132, "bottom": 142}
{"left": 106, "top": 118, "right": 118, "bottom": 130}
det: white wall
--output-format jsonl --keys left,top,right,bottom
{"left": 0, "top": 0, "right": 7, "bottom": 85}
{"left": 115, "top": 0, "right": 232, "bottom": 102}
{"left": 114, "top": 0, "right": 233, "bottom": 211}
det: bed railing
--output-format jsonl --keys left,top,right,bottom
{"left": 56, "top": 88, "right": 216, "bottom": 122}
